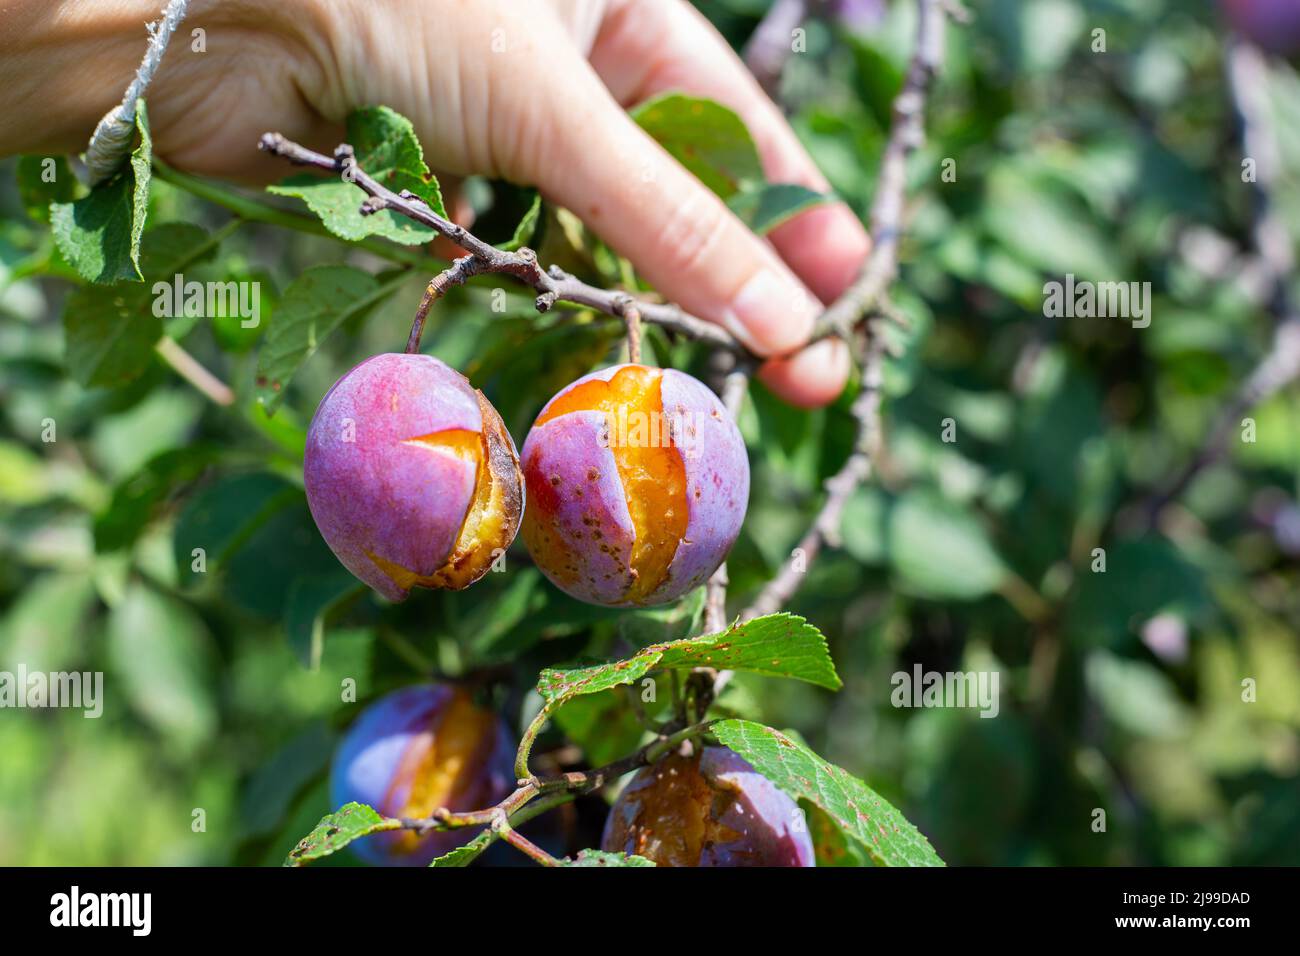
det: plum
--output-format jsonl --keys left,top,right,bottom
{"left": 601, "top": 746, "right": 814, "bottom": 866}
{"left": 1222, "top": 0, "right": 1300, "bottom": 54}
{"left": 520, "top": 364, "right": 749, "bottom": 607}
{"left": 304, "top": 353, "right": 524, "bottom": 602}
{"left": 330, "top": 683, "right": 516, "bottom": 866}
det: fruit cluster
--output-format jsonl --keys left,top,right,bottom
{"left": 332, "top": 683, "right": 812, "bottom": 867}
{"left": 305, "top": 354, "right": 748, "bottom": 608}
{"left": 307, "top": 351, "right": 775, "bottom": 865}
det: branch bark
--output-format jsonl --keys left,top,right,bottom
{"left": 812, "top": 0, "right": 945, "bottom": 342}
{"left": 1146, "top": 37, "right": 1300, "bottom": 521}
{"left": 258, "top": 134, "right": 745, "bottom": 355}
{"left": 743, "top": 0, "right": 946, "bottom": 618}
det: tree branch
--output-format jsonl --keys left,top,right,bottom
{"left": 743, "top": 0, "right": 813, "bottom": 98}
{"left": 257, "top": 134, "right": 745, "bottom": 355}
{"left": 391, "top": 718, "right": 715, "bottom": 866}
{"left": 812, "top": 0, "right": 945, "bottom": 342}
{"left": 743, "top": 0, "right": 946, "bottom": 617}
{"left": 1146, "top": 36, "right": 1300, "bottom": 522}
{"left": 743, "top": 332, "right": 885, "bottom": 619}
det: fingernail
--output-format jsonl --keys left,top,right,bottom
{"left": 722, "top": 269, "right": 816, "bottom": 356}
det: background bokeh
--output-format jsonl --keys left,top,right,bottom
{"left": 1, "top": 0, "right": 1298, "bottom": 865}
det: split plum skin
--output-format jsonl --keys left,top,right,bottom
{"left": 520, "top": 363, "right": 750, "bottom": 608}
{"left": 304, "top": 353, "right": 524, "bottom": 602}
{"left": 601, "top": 746, "right": 815, "bottom": 867}
{"left": 329, "top": 683, "right": 516, "bottom": 866}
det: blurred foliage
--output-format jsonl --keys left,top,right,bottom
{"left": 1, "top": 0, "right": 1298, "bottom": 865}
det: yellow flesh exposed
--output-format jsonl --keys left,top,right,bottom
{"left": 366, "top": 394, "right": 522, "bottom": 592}
{"left": 533, "top": 366, "right": 688, "bottom": 604}
{"left": 385, "top": 689, "right": 495, "bottom": 854}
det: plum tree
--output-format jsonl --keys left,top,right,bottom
{"left": 304, "top": 353, "right": 524, "bottom": 602}
{"left": 519, "top": 364, "right": 749, "bottom": 607}
{"left": 601, "top": 746, "right": 815, "bottom": 866}
{"left": 330, "top": 683, "right": 516, "bottom": 866}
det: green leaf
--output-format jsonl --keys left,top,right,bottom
{"left": 284, "top": 572, "right": 365, "bottom": 668}
{"left": 172, "top": 471, "right": 300, "bottom": 585}
{"left": 888, "top": 489, "right": 1008, "bottom": 600}
{"left": 238, "top": 721, "right": 336, "bottom": 840}
{"left": 983, "top": 165, "right": 1120, "bottom": 281}
{"left": 429, "top": 829, "right": 497, "bottom": 867}
{"left": 713, "top": 719, "right": 944, "bottom": 867}
{"left": 615, "top": 586, "right": 707, "bottom": 647}
{"left": 255, "top": 265, "right": 399, "bottom": 413}
{"left": 0, "top": 573, "right": 97, "bottom": 673}
{"left": 94, "top": 445, "right": 223, "bottom": 553}
{"left": 839, "top": 486, "right": 890, "bottom": 565}
{"left": 63, "top": 222, "right": 223, "bottom": 387}
{"left": 560, "top": 850, "right": 655, "bottom": 867}
{"left": 268, "top": 106, "right": 446, "bottom": 245}
{"left": 498, "top": 191, "right": 542, "bottom": 251}
{"left": 536, "top": 613, "right": 841, "bottom": 709}
{"left": 554, "top": 692, "right": 650, "bottom": 767}
{"left": 727, "top": 182, "right": 831, "bottom": 235}
{"left": 62, "top": 284, "right": 161, "bottom": 387}
{"left": 631, "top": 93, "right": 763, "bottom": 198}
{"left": 51, "top": 101, "right": 152, "bottom": 283}
{"left": 16, "top": 155, "right": 78, "bottom": 222}
{"left": 283, "top": 803, "right": 400, "bottom": 866}
{"left": 107, "top": 582, "right": 217, "bottom": 748}
{"left": 803, "top": 800, "right": 875, "bottom": 867}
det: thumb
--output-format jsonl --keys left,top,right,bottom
{"left": 527, "top": 80, "right": 819, "bottom": 359}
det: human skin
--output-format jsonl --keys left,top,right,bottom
{"left": 520, "top": 363, "right": 749, "bottom": 607}
{"left": 304, "top": 352, "right": 523, "bottom": 602}
{"left": 0, "top": 0, "right": 867, "bottom": 408}
{"left": 330, "top": 683, "right": 516, "bottom": 866}
{"left": 601, "top": 746, "right": 815, "bottom": 866}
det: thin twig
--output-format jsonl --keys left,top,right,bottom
{"left": 395, "top": 718, "right": 715, "bottom": 861}
{"left": 620, "top": 299, "right": 643, "bottom": 365}
{"left": 154, "top": 337, "right": 234, "bottom": 406}
{"left": 743, "top": 0, "right": 812, "bottom": 98}
{"left": 812, "top": 0, "right": 945, "bottom": 341}
{"left": 704, "top": 360, "right": 752, "bottom": 635}
{"left": 405, "top": 256, "right": 483, "bottom": 353}
{"left": 1146, "top": 37, "right": 1300, "bottom": 522}
{"left": 257, "top": 135, "right": 747, "bottom": 353}
{"left": 743, "top": 0, "right": 947, "bottom": 617}
{"left": 743, "top": 332, "right": 885, "bottom": 619}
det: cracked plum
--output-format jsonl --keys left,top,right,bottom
{"left": 304, "top": 353, "right": 524, "bottom": 602}
{"left": 520, "top": 364, "right": 749, "bottom": 607}
{"left": 601, "top": 746, "right": 814, "bottom": 866}
{"left": 329, "top": 683, "right": 515, "bottom": 866}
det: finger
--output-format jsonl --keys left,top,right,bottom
{"left": 758, "top": 336, "right": 852, "bottom": 409}
{"left": 589, "top": 0, "right": 871, "bottom": 304}
{"left": 528, "top": 73, "right": 819, "bottom": 361}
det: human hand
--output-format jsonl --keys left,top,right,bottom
{"left": 5, "top": 0, "right": 870, "bottom": 406}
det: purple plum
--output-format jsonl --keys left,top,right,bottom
{"left": 601, "top": 746, "right": 815, "bottom": 866}
{"left": 520, "top": 364, "right": 749, "bottom": 607}
{"left": 330, "top": 683, "right": 516, "bottom": 866}
{"left": 1222, "top": 0, "right": 1300, "bottom": 54}
{"left": 304, "top": 353, "right": 523, "bottom": 602}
